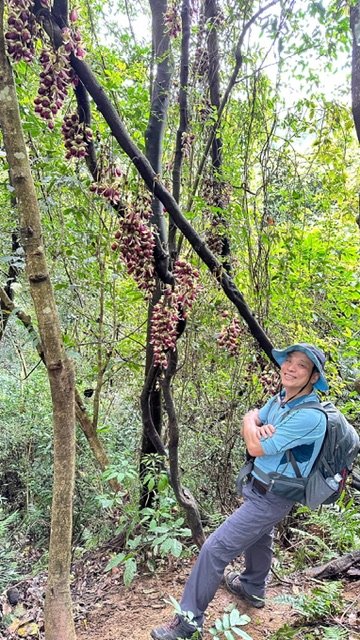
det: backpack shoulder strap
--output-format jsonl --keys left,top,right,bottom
{"left": 281, "top": 401, "right": 328, "bottom": 478}
{"left": 281, "top": 401, "right": 328, "bottom": 418}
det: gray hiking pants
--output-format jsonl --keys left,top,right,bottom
{"left": 180, "top": 480, "right": 294, "bottom": 623}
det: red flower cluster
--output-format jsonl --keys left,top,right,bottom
{"left": 151, "top": 259, "right": 201, "bottom": 368}
{"left": 111, "top": 197, "right": 156, "bottom": 296}
{"left": 34, "top": 48, "right": 74, "bottom": 129}
{"left": 173, "top": 259, "right": 201, "bottom": 315}
{"left": 61, "top": 113, "right": 93, "bottom": 159}
{"left": 217, "top": 314, "right": 242, "bottom": 356}
{"left": 5, "top": 2, "right": 85, "bottom": 131}
{"left": 181, "top": 132, "right": 195, "bottom": 158}
{"left": 164, "top": 2, "right": 181, "bottom": 37}
{"left": 62, "top": 25, "right": 86, "bottom": 60}
{"left": 89, "top": 165, "right": 123, "bottom": 205}
{"left": 259, "top": 368, "right": 280, "bottom": 396}
{"left": 5, "top": 0, "right": 38, "bottom": 63}
{"left": 151, "top": 288, "right": 180, "bottom": 368}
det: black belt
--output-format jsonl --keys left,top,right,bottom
{"left": 252, "top": 477, "right": 268, "bottom": 495}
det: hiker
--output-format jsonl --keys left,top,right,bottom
{"left": 151, "top": 342, "right": 329, "bottom": 640}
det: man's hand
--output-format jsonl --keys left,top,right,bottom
{"left": 242, "top": 409, "right": 266, "bottom": 457}
{"left": 256, "top": 424, "right": 276, "bottom": 439}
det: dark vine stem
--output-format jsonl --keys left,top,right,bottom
{"left": 162, "top": 348, "right": 205, "bottom": 548}
{"left": 204, "top": 0, "right": 231, "bottom": 274}
{"left": 170, "top": 0, "right": 191, "bottom": 254}
{"left": 350, "top": 3, "right": 360, "bottom": 143}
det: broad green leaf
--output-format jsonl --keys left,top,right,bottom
{"left": 232, "top": 628, "right": 254, "bottom": 639}
{"left": 123, "top": 557, "right": 137, "bottom": 587}
{"left": 105, "top": 552, "right": 125, "bottom": 572}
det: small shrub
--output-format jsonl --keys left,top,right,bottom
{"left": 274, "top": 581, "right": 343, "bottom": 625}
{"left": 0, "top": 508, "right": 21, "bottom": 591}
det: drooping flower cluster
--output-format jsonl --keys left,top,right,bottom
{"left": 181, "top": 131, "right": 195, "bottom": 158}
{"left": 164, "top": 1, "right": 181, "bottom": 37}
{"left": 173, "top": 259, "right": 201, "bottom": 315}
{"left": 61, "top": 113, "right": 93, "bottom": 159}
{"left": 193, "top": 46, "right": 209, "bottom": 77}
{"left": 62, "top": 24, "right": 86, "bottom": 60}
{"left": 259, "top": 367, "right": 280, "bottom": 396}
{"left": 34, "top": 48, "right": 74, "bottom": 129}
{"left": 90, "top": 165, "right": 123, "bottom": 205}
{"left": 111, "top": 196, "right": 156, "bottom": 295}
{"left": 5, "top": 1, "right": 86, "bottom": 132}
{"left": 5, "top": 0, "right": 38, "bottom": 63}
{"left": 217, "top": 313, "right": 242, "bottom": 356}
{"left": 198, "top": 98, "right": 211, "bottom": 122}
{"left": 151, "top": 288, "right": 180, "bottom": 368}
{"left": 205, "top": 218, "right": 225, "bottom": 256}
{"left": 151, "top": 259, "right": 201, "bottom": 367}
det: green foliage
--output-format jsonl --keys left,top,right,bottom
{"left": 269, "top": 624, "right": 348, "bottom": 639}
{"left": 293, "top": 499, "right": 360, "bottom": 558}
{"left": 0, "top": 509, "right": 21, "bottom": 592}
{"left": 165, "top": 597, "right": 251, "bottom": 640}
{"left": 209, "top": 606, "right": 253, "bottom": 640}
{"left": 274, "top": 582, "right": 343, "bottom": 624}
{"left": 103, "top": 455, "right": 192, "bottom": 585}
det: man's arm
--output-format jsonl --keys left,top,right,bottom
{"left": 242, "top": 409, "right": 265, "bottom": 457}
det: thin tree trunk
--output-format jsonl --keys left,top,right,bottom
{"left": 140, "top": 0, "right": 174, "bottom": 507}
{"left": 204, "top": 0, "right": 231, "bottom": 273}
{"left": 0, "top": 232, "right": 21, "bottom": 339}
{"left": 0, "top": 7, "right": 76, "bottom": 638}
{"left": 163, "top": 349, "right": 205, "bottom": 547}
{"left": 350, "top": 2, "right": 360, "bottom": 142}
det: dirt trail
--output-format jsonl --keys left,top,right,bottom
{"left": 3, "top": 553, "right": 360, "bottom": 639}
{"left": 74, "top": 557, "right": 319, "bottom": 640}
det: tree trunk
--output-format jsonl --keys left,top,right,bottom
{"left": 351, "top": 2, "right": 360, "bottom": 143}
{"left": 140, "top": 0, "right": 173, "bottom": 508}
{"left": 205, "top": 0, "right": 231, "bottom": 272}
{"left": 0, "top": 6, "right": 76, "bottom": 639}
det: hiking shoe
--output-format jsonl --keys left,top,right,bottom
{"left": 150, "top": 614, "right": 202, "bottom": 640}
{"left": 225, "top": 572, "right": 265, "bottom": 609}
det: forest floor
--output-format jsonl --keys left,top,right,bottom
{"left": 2, "top": 549, "right": 360, "bottom": 639}
{"left": 72, "top": 553, "right": 360, "bottom": 640}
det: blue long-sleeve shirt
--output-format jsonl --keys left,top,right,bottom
{"left": 252, "top": 391, "right": 326, "bottom": 480}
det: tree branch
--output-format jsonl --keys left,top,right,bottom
{"left": 69, "top": 55, "right": 275, "bottom": 360}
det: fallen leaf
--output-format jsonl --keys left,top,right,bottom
{"left": 7, "top": 618, "right": 22, "bottom": 633}
{"left": 7, "top": 616, "right": 34, "bottom": 633}
{"left": 18, "top": 621, "right": 39, "bottom": 637}
{"left": 13, "top": 603, "right": 27, "bottom": 617}
{"left": 2, "top": 601, "right": 12, "bottom": 616}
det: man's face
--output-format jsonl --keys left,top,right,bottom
{"left": 280, "top": 350, "right": 319, "bottom": 391}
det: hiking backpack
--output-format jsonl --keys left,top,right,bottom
{"left": 239, "top": 401, "right": 360, "bottom": 510}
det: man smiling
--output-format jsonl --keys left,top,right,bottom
{"left": 151, "top": 343, "right": 328, "bottom": 640}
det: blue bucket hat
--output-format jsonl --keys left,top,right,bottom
{"left": 272, "top": 342, "right": 329, "bottom": 392}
